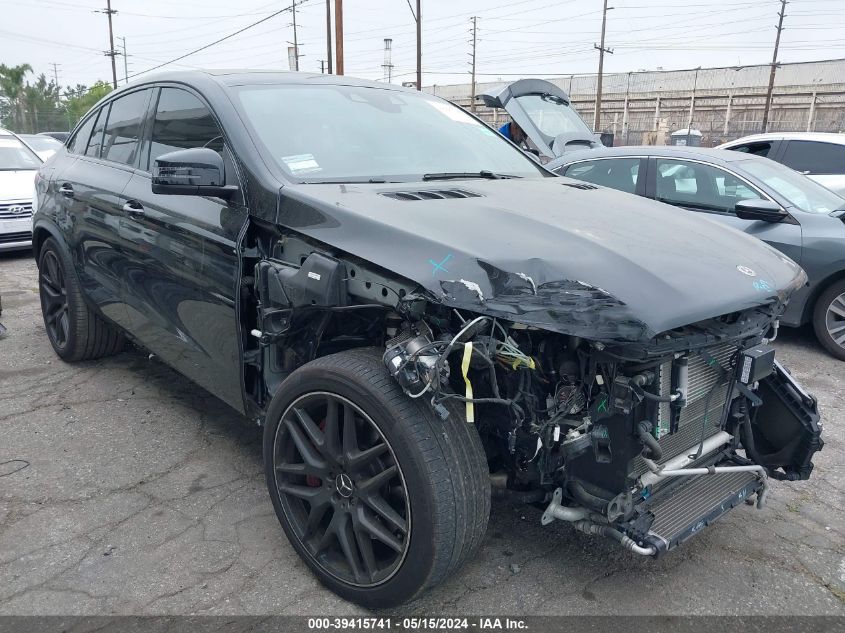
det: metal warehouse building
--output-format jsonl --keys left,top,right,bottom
{"left": 426, "top": 58, "right": 845, "bottom": 147}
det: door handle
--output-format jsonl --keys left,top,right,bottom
{"left": 122, "top": 201, "right": 145, "bottom": 217}
{"left": 58, "top": 183, "right": 74, "bottom": 198}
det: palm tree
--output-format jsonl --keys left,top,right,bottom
{"left": 0, "top": 63, "right": 33, "bottom": 131}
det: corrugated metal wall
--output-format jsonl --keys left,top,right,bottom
{"left": 426, "top": 58, "right": 845, "bottom": 146}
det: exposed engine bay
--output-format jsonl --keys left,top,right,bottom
{"left": 242, "top": 228, "right": 824, "bottom": 558}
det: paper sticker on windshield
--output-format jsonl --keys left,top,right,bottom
{"left": 426, "top": 100, "right": 476, "bottom": 124}
{"left": 282, "top": 153, "right": 321, "bottom": 174}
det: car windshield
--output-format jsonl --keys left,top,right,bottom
{"left": 739, "top": 158, "right": 844, "bottom": 214}
{"left": 235, "top": 84, "right": 544, "bottom": 182}
{"left": 0, "top": 136, "right": 41, "bottom": 170}
{"left": 21, "top": 135, "right": 63, "bottom": 153}
{"left": 513, "top": 94, "right": 593, "bottom": 138}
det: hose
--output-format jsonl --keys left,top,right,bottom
{"left": 568, "top": 480, "right": 610, "bottom": 514}
{"left": 573, "top": 521, "right": 656, "bottom": 556}
{"left": 637, "top": 420, "right": 664, "bottom": 460}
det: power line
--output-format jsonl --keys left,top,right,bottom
{"left": 126, "top": 0, "right": 310, "bottom": 80}
{"left": 469, "top": 16, "right": 478, "bottom": 112}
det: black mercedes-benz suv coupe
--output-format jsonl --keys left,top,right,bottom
{"left": 33, "top": 70, "right": 822, "bottom": 607}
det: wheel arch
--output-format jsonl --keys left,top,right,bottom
{"left": 31, "top": 219, "right": 66, "bottom": 264}
{"left": 802, "top": 268, "right": 845, "bottom": 325}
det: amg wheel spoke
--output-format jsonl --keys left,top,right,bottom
{"left": 284, "top": 418, "right": 328, "bottom": 472}
{"left": 276, "top": 462, "right": 317, "bottom": 477}
{"left": 41, "top": 279, "right": 62, "bottom": 303}
{"left": 829, "top": 302, "right": 845, "bottom": 318}
{"left": 835, "top": 332, "right": 845, "bottom": 345}
{"left": 348, "top": 442, "right": 389, "bottom": 471}
{"left": 292, "top": 407, "right": 328, "bottom": 456}
{"left": 358, "top": 464, "right": 398, "bottom": 495}
{"left": 337, "top": 513, "right": 366, "bottom": 582}
{"left": 278, "top": 482, "right": 327, "bottom": 502}
{"left": 303, "top": 498, "right": 332, "bottom": 539}
{"left": 362, "top": 491, "right": 407, "bottom": 534}
{"left": 45, "top": 254, "right": 60, "bottom": 289}
{"left": 323, "top": 398, "right": 342, "bottom": 460}
{"left": 352, "top": 514, "right": 378, "bottom": 577}
{"left": 357, "top": 507, "right": 404, "bottom": 553}
{"left": 58, "top": 311, "right": 69, "bottom": 343}
{"left": 829, "top": 323, "right": 845, "bottom": 335}
{"left": 342, "top": 404, "right": 358, "bottom": 456}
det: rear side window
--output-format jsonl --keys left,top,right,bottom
{"left": 728, "top": 141, "right": 772, "bottom": 157}
{"left": 69, "top": 113, "right": 97, "bottom": 155}
{"left": 564, "top": 158, "right": 640, "bottom": 193}
{"left": 101, "top": 89, "right": 151, "bottom": 166}
{"left": 147, "top": 88, "right": 224, "bottom": 170}
{"left": 85, "top": 106, "right": 108, "bottom": 158}
{"left": 780, "top": 141, "right": 845, "bottom": 175}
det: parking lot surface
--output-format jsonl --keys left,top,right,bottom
{"left": 1, "top": 251, "right": 843, "bottom": 616}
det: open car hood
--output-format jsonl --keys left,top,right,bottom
{"left": 476, "top": 78, "right": 603, "bottom": 159}
{"left": 276, "top": 177, "right": 806, "bottom": 344}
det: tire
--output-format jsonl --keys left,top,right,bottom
{"left": 812, "top": 279, "right": 845, "bottom": 361}
{"left": 38, "top": 237, "right": 125, "bottom": 361}
{"left": 263, "top": 348, "right": 490, "bottom": 608}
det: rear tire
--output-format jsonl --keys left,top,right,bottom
{"left": 38, "top": 237, "right": 125, "bottom": 361}
{"left": 812, "top": 279, "right": 845, "bottom": 361}
{"left": 263, "top": 348, "right": 490, "bottom": 608}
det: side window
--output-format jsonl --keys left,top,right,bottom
{"left": 101, "top": 89, "right": 151, "bottom": 166}
{"left": 655, "top": 159, "right": 762, "bottom": 213}
{"left": 147, "top": 88, "right": 224, "bottom": 171}
{"left": 85, "top": 106, "right": 108, "bottom": 158}
{"left": 729, "top": 141, "right": 772, "bottom": 157}
{"left": 564, "top": 158, "right": 640, "bottom": 193}
{"left": 780, "top": 141, "right": 845, "bottom": 175}
{"left": 69, "top": 112, "right": 97, "bottom": 155}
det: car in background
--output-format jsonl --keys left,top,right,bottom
{"left": 18, "top": 133, "right": 63, "bottom": 161}
{"left": 717, "top": 133, "right": 845, "bottom": 196}
{"left": 475, "top": 78, "right": 602, "bottom": 160}
{"left": 550, "top": 146, "right": 845, "bottom": 360}
{"left": 0, "top": 127, "right": 41, "bottom": 252}
{"left": 39, "top": 131, "right": 69, "bottom": 143}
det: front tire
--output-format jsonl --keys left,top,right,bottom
{"left": 263, "top": 349, "right": 490, "bottom": 608}
{"left": 38, "top": 237, "right": 124, "bottom": 361}
{"left": 812, "top": 279, "right": 845, "bottom": 361}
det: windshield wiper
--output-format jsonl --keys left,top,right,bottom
{"left": 422, "top": 170, "right": 521, "bottom": 181}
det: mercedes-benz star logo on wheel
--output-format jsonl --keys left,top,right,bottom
{"left": 8, "top": 205, "right": 25, "bottom": 215}
{"left": 736, "top": 265, "right": 756, "bottom": 277}
{"left": 335, "top": 473, "right": 354, "bottom": 498}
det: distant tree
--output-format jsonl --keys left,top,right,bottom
{"left": 65, "top": 81, "right": 112, "bottom": 124}
{"left": 0, "top": 63, "right": 33, "bottom": 131}
{"left": 23, "top": 74, "right": 65, "bottom": 133}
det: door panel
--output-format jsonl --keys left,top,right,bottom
{"left": 119, "top": 86, "right": 248, "bottom": 412}
{"left": 56, "top": 155, "right": 133, "bottom": 329}
{"left": 120, "top": 173, "right": 247, "bottom": 411}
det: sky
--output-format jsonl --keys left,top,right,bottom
{"left": 1, "top": 0, "right": 844, "bottom": 92}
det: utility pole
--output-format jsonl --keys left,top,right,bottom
{"left": 416, "top": 0, "right": 422, "bottom": 90}
{"left": 319, "top": 60, "right": 326, "bottom": 73}
{"left": 98, "top": 0, "right": 119, "bottom": 89}
{"left": 119, "top": 36, "right": 128, "bottom": 84}
{"left": 593, "top": 0, "right": 613, "bottom": 132}
{"left": 469, "top": 16, "right": 478, "bottom": 112}
{"left": 761, "top": 0, "right": 787, "bottom": 133}
{"left": 382, "top": 38, "right": 394, "bottom": 83}
{"left": 325, "top": 0, "right": 333, "bottom": 74}
{"left": 50, "top": 62, "right": 60, "bottom": 88}
{"left": 334, "top": 0, "right": 344, "bottom": 75}
{"left": 291, "top": 0, "right": 299, "bottom": 71}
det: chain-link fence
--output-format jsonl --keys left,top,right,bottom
{"left": 430, "top": 58, "right": 845, "bottom": 147}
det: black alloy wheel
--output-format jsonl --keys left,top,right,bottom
{"left": 272, "top": 392, "right": 410, "bottom": 587}
{"left": 39, "top": 248, "right": 69, "bottom": 350}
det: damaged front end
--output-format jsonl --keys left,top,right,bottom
{"left": 376, "top": 281, "right": 823, "bottom": 557}
{"left": 241, "top": 214, "right": 822, "bottom": 559}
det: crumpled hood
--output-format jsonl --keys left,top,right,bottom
{"left": 276, "top": 177, "right": 806, "bottom": 342}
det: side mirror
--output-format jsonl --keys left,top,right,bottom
{"left": 152, "top": 148, "right": 238, "bottom": 199}
{"left": 735, "top": 199, "right": 788, "bottom": 223}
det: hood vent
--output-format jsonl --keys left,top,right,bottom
{"left": 562, "top": 182, "right": 599, "bottom": 190}
{"left": 380, "top": 189, "right": 482, "bottom": 201}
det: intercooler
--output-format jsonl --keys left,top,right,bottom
{"left": 631, "top": 343, "right": 738, "bottom": 478}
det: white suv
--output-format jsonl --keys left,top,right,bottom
{"left": 0, "top": 128, "right": 41, "bottom": 252}
{"left": 717, "top": 132, "right": 845, "bottom": 196}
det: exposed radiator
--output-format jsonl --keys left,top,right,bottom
{"left": 655, "top": 343, "right": 737, "bottom": 439}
